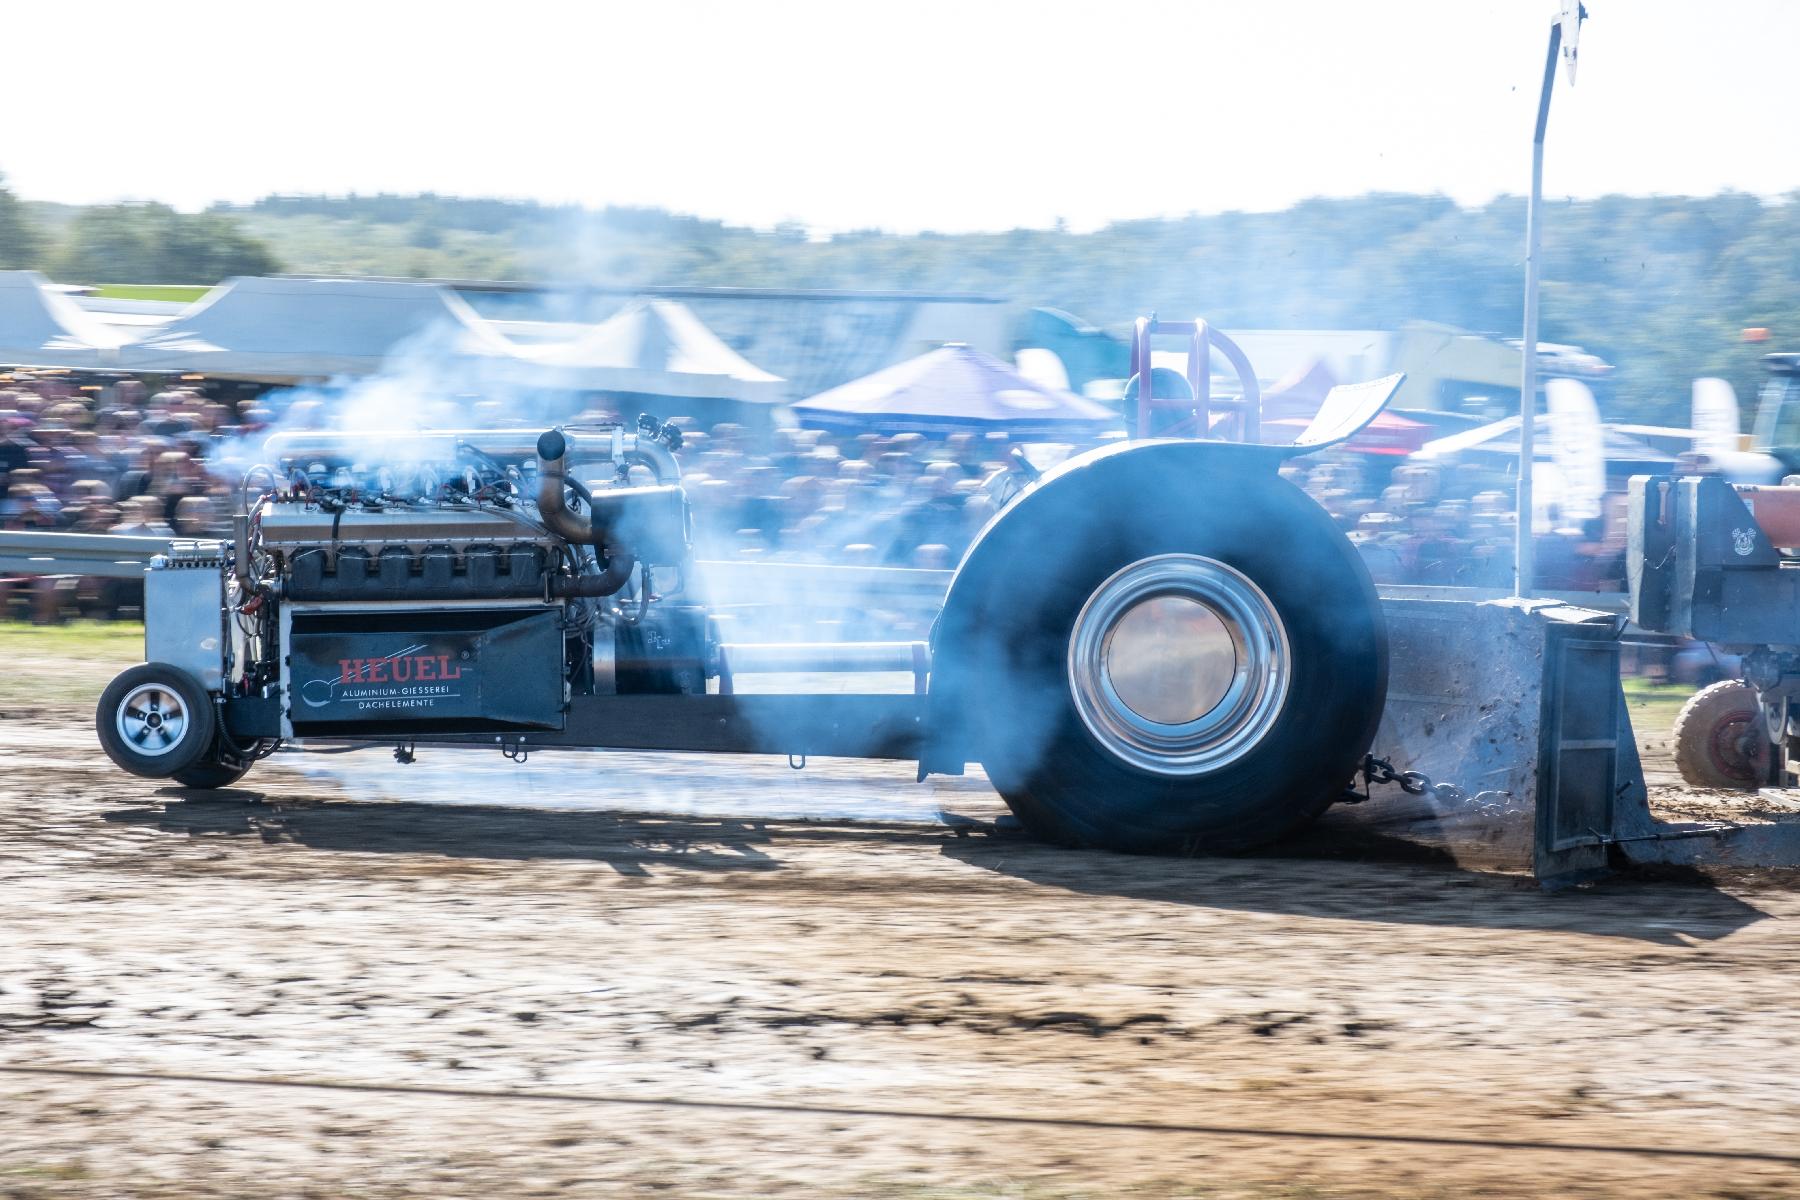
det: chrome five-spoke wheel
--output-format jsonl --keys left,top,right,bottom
{"left": 116, "top": 682, "right": 193, "bottom": 757}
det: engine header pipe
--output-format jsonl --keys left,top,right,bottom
{"left": 262, "top": 426, "right": 681, "bottom": 484}
{"left": 532, "top": 426, "right": 687, "bottom": 568}
{"left": 537, "top": 429, "right": 640, "bottom": 597}
{"left": 536, "top": 428, "right": 595, "bottom": 545}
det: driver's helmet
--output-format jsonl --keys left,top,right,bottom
{"left": 1121, "top": 366, "right": 1197, "bottom": 438}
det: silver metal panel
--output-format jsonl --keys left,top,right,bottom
{"left": 1316, "top": 596, "right": 1622, "bottom": 875}
{"left": 719, "top": 641, "right": 928, "bottom": 674}
{"left": 145, "top": 564, "right": 226, "bottom": 690}
{"left": 278, "top": 603, "right": 293, "bottom": 739}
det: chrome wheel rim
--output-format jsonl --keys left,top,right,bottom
{"left": 1067, "top": 554, "right": 1290, "bottom": 776}
{"left": 116, "top": 682, "right": 190, "bottom": 757}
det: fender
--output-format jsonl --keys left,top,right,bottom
{"left": 919, "top": 370, "right": 1405, "bottom": 777}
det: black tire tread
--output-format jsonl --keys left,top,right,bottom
{"left": 1672, "top": 679, "right": 1767, "bottom": 791}
{"left": 96, "top": 663, "right": 217, "bottom": 779}
{"left": 972, "top": 465, "right": 1385, "bottom": 854}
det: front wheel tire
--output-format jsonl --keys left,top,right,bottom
{"left": 1672, "top": 680, "right": 1770, "bottom": 790}
{"left": 96, "top": 663, "right": 216, "bottom": 779}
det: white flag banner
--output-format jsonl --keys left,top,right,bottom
{"left": 1692, "top": 377, "right": 1741, "bottom": 458}
{"left": 1546, "top": 377, "right": 1605, "bottom": 525}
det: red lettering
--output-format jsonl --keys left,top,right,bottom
{"left": 368, "top": 659, "right": 388, "bottom": 683}
{"left": 416, "top": 656, "right": 436, "bottom": 681}
{"left": 438, "top": 655, "right": 462, "bottom": 680}
{"left": 392, "top": 656, "right": 413, "bottom": 683}
{"left": 338, "top": 659, "right": 356, "bottom": 684}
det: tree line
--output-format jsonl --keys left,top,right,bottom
{"left": 0, "top": 175, "right": 279, "bottom": 283}
{"left": 0, "top": 176, "right": 1794, "bottom": 423}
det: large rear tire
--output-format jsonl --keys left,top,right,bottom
{"left": 1672, "top": 680, "right": 1770, "bottom": 790}
{"left": 974, "top": 469, "right": 1385, "bottom": 854}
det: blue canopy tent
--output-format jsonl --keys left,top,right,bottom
{"left": 790, "top": 343, "right": 1121, "bottom": 439}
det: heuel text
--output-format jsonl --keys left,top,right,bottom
{"left": 337, "top": 655, "right": 464, "bottom": 684}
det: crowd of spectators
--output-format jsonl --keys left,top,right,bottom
{"left": 0, "top": 371, "right": 1632, "bottom": 624}
{"left": 0, "top": 373, "right": 266, "bottom": 540}
{"left": 674, "top": 422, "right": 1009, "bottom": 569}
{"left": 0, "top": 372, "right": 272, "bottom": 619}
{"left": 1287, "top": 456, "right": 1630, "bottom": 593}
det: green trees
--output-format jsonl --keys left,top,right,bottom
{"left": 0, "top": 174, "right": 47, "bottom": 270}
{"left": 215, "top": 189, "right": 1785, "bottom": 424}
{"left": 0, "top": 179, "right": 1793, "bottom": 424}
{"left": 52, "top": 203, "right": 279, "bottom": 285}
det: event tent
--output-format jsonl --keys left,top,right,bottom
{"left": 1260, "top": 356, "right": 1340, "bottom": 420}
{"left": 509, "top": 298, "right": 785, "bottom": 405}
{"left": 0, "top": 271, "right": 133, "bottom": 368}
{"left": 119, "top": 276, "right": 515, "bottom": 381}
{"left": 791, "top": 343, "right": 1120, "bottom": 438}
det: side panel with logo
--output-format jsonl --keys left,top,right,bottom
{"left": 287, "top": 607, "right": 564, "bottom": 734}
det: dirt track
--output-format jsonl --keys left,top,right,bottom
{"left": 3, "top": 707, "right": 1800, "bottom": 1198}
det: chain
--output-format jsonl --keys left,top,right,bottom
{"left": 1350, "top": 754, "right": 1517, "bottom": 815}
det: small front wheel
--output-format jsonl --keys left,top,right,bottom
{"left": 97, "top": 664, "right": 216, "bottom": 779}
{"left": 1672, "top": 680, "right": 1770, "bottom": 790}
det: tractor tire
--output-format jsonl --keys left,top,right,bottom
{"left": 975, "top": 469, "right": 1386, "bottom": 854}
{"left": 96, "top": 663, "right": 216, "bottom": 779}
{"left": 1672, "top": 680, "right": 1770, "bottom": 791}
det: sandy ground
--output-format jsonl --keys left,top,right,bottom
{"left": 3, "top": 696, "right": 1800, "bottom": 1198}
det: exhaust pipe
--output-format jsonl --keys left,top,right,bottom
{"left": 536, "top": 428, "right": 690, "bottom": 587}
{"left": 551, "top": 551, "right": 636, "bottom": 598}
{"left": 263, "top": 426, "right": 682, "bottom": 484}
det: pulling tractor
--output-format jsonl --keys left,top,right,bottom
{"left": 92, "top": 320, "right": 1800, "bottom": 879}
{"left": 1632, "top": 353, "right": 1800, "bottom": 790}
{"left": 95, "top": 319, "right": 1405, "bottom": 856}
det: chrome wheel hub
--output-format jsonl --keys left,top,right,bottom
{"left": 1067, "top": 554, "right": 1290, "bottom": 776}
{"left": 117, "top": 683, "right": 190, "bottom": 757}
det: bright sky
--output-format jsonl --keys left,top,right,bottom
{"left": 7, "top": 0, "right": 1796, "bottom": 233}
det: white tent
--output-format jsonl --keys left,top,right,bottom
{"left": 0, "top": 271, "right": 133, "bottom": 368}
{"left": 509, "top": 299, "right": 785, "bottom": 403}
{"left": 119, "top": 276, "right": 517, "bottom": 381}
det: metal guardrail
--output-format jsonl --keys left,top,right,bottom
{"left": 0, "top": 530, "right": 183, "bottom": 580}
{"left": 0, "top": 530, "right": 958, "bottom": 607}
{"left": 693, "top": 560, "right": 954, "bottom": 609}
{"left": 1376, "top": 583, "right": 1631, "bottom": 616}
{"left": 0, "top": 530, "right": 1633, "bottom": 617}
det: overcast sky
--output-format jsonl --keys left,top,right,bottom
{"left": 7, "top": 0, "right": 1795, "bottom": 232}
